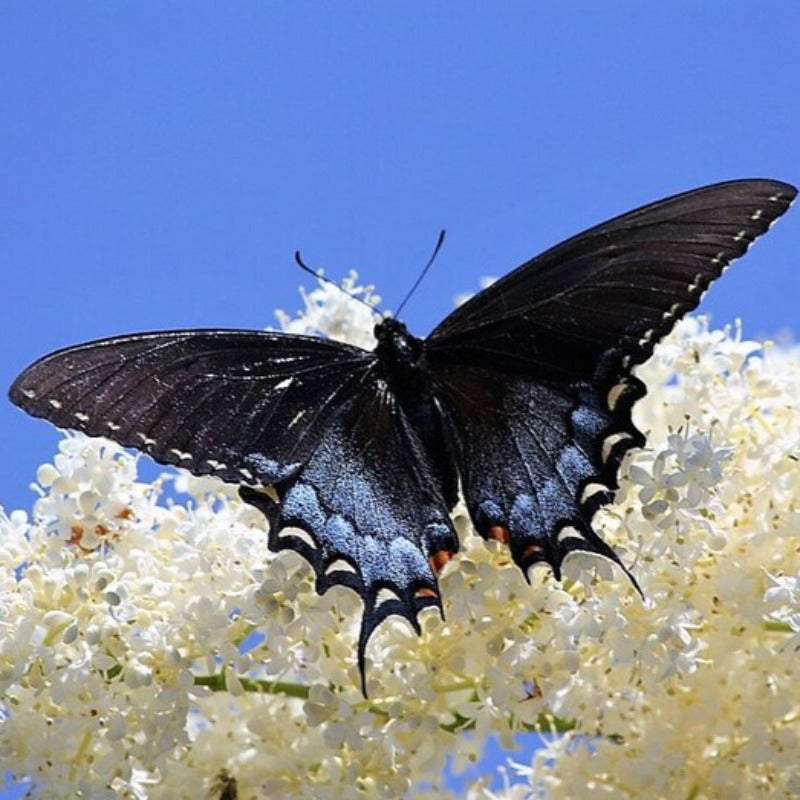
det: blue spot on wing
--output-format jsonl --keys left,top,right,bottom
{"left": 509, "top": 494, "right": 540, "bottom": 538}
{"left": 282, "top": 483, "right": 326, "bottom": 532}
{"left": 243, "top": 454, "right": 301, "bottom": 483}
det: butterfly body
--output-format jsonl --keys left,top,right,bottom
{"left": 373, "top": 317, "right": 461, "bottom": 506}
{"left": 10, "top": 179, "right": 797, "bottom": 692}
{"left": 373, "top": 318, "right": 431, "bottom": 413}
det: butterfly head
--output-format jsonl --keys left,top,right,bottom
{"left": 373, "top": 316, "right": 424, "bottom": 369}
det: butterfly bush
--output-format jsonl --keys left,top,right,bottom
{"left": 1, "top": 274, "right": 799, "bottom": 799}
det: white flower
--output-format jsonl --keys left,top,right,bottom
{"left": 274, "top": 269, "right": 381, "bottom": 349}
{"left": 1, "top": 279, "right": 798, "bottom": 798}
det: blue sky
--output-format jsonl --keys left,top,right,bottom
{"left": 1, "top": 3, "right": 799, "bottom": 796}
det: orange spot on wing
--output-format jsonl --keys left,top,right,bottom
{"left": 486, "top": 525, "right": 510, "bottom": 545}
{"left": 429, "top": 550, "right": 454, "bottom": 575}
{"left": 415, "top": 587, "right": 438, "bottom": 599}
{"left": 522, "top": 543, "right": 544, "bottom": 562}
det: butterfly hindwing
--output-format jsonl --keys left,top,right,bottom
{"left": 240, "top": 379, "right": 459, "bottom": 692}
{"left": 433, "top": 357, "right": 644, "bottom": 584}
{"left": 9, "top": 330, "right": 375, "bottom": 485}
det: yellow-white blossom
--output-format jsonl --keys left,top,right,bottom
{"left": 0, "top": 278, "right": 798, "bottom": 798}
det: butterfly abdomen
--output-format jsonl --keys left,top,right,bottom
{"left": 372, "top": 317, "right": 460, "bottom": 508}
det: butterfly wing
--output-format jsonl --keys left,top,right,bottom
{"left": 429, "top": 359, "right": 644, "bottom": 584}
{"left": 240, "top": 381, "right": 459, "bottom": 693}
{"left": 9, "top": 330, "right": 376, "bottom": 485}
{"left": 427, "top": 179, "right": 797, "bottom": 581}
{"left": 431, "top": 179, "right": 796, "bottom": 375}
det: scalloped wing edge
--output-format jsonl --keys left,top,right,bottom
{"left": 529, "top": 349, "right": 646, "bottom": 593}
{"left": 238, "top": 485, "right": 446, "bottom": 696}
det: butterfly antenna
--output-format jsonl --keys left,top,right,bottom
{"left": 294, "top": 251, "right": 376, "bottom": 313}
{"left": 394, "top": 230, "right": 446, "bottom": 318}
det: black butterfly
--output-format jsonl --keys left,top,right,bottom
{"left": 10, "top": 180, "right": 796, "bottom": 693}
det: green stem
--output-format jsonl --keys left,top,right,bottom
{"left": 764, "top": 620, "right": 793, "bottom": 633}
{"left": 191, "top": 672, "right": 578, "bottom": 736}
{"left": 194, "top": 673, "right": 311, "bottom": 699}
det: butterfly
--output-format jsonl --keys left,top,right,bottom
{"left": 10, "top": 179, "right": 797, "bottom": 693}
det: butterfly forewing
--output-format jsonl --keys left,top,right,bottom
{"left": 428, "top": 180, "right": 797, "bottom": 376}
{"left": 10, "top": 330, "right": 375, "bottom": 485}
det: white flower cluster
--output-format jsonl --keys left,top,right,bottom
{"left": 1, "top": 278, "right": 798, "bottom": 799}
{"left": 273, "top": 269, "right": 382, "bottom": 350}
